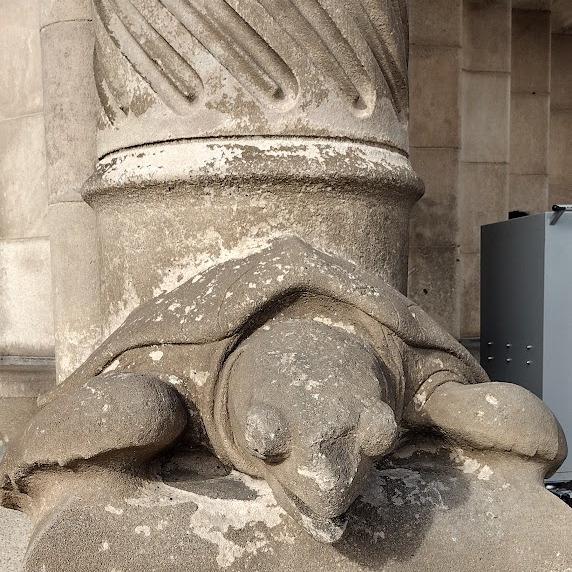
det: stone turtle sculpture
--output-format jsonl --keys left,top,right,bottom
{"left": 0, "top": 237, "right": 566, "bottom": 542}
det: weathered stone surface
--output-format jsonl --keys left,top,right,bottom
{"left": 408, "top": 246, "right": 461, "bottom": 337}
{"left": 459, "top": 162, "right": 508, "bottom": 253}
{"left": 41, "top": 0, "right": 92, "bottom": 28}
{"left": 409, "top": 147, "right": 459, "bottom": 248}
{"left": 0, "top": 357, "right": 55, "bottom": 446}
{"left": 0, "top": 0, "right": 43, "bottom": 120}
{"left": 40, "top": 14, "right": 100, "bottom": 381}
{"left": 461, "top": 71, "right": 510, "bottom": 164}
{"left": 510, "top": 93, "right": 550, "bottom": 175}
{"left": 17, "top": 438, "right": 572, "bottom": 572}
{"left": 460, "top": 251, "right": 480, "bottom": 339}
{"left": 551, "top": 33, "right": 572, "bottom": 110}
{"left": 549, "top": 110, "right": 572, "bottom": 195}
{"left": 409, "top": 45, "right": 460, "bottom": 148}
{"left": 509, "top": 173, "right": 548, "bottom": 214}
{"left": 549, "top": 35, "right": 572, "bottom": 205}
{"left": 0, "top": 238, "right": 54, "bottom": 357}
{"left": 409, "top": 0, "right": 461, "bottom": 47}
{"left": 83, "top": 139, "right": 421, "bottom": 337}
{"left": 511, "top": 9, "right": 551, "bottom": 94}
{"left": 463, "top": 0, "right": 511, "bottom": 73}
{"left": 41, "top": 20, "right": 97, "bottom": 203}
{"left": 552, "top": 0, "right": 572, "bottom": 32}
{"left": 0, "top": 114, "right": 48, "bottom": 239}
{"left": 49, "top": 202, "right": 102, "bottom": 382}
{"left": 0, "top": 507, "right": 30, "bottom": 572}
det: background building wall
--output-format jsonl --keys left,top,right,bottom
{"left": 0, "top": 0, "right": 53, "bottom": 358}
{"left": 0, "top": 0, "right": 571, "bottom": 380}
{"left": 550, "top": 32, "right": 572, "bottom": 205}
{"left": 408, "top": 0, "right": 572, "bottom": 340}
{"left": 407, "top": 0, "right": 463, "bottom": 338}
{"left": 459, "top": 0, "right": 511, "bottom": 339}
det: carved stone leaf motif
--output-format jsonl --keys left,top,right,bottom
{"left": 92, "top": 0, "right": 409, "bottom": 122}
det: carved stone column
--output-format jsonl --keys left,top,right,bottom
{"left": 41, "top": 0, "right": 102, "bottom": 382}
{"left": 85, "top": 0, "right": 422, "bottom": 335}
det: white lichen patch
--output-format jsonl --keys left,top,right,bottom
{"left": 179, "top": 472, "right": 285, "bottom": 568}
{"left": 485, "top": 394, "right": 499, "bottom": 406}
{"left": 189, "top": 369, "right": 209, "bottom": 387}
{"left": 134, "top": 525, "right": 151, "bottom": 537}
{"left": 312, "top": 316, "right": 356, "bottom": 335}
{"left": 450, "top": 448, "right": 494, "bottom": 481}
{"left": 149, "top": 350, "right": 163, "bottom": 362}
{"left": 477, "top": 465, "right": 494, "bottom": 481}
{"left": 297, "top": 461, "right": 338, "bottom": 493}
{"left": 412, "top": 391, "right": 427, "bottom": 411}
{"left": 99, "top": 540, "right": 110, "bottom": 552}
{"left": 104, "top": 505, "right": 124, "bottom": 516}
{"left": 369, "top": 467, "right": 449, "bottom": 510}
{"left": 103, "top": 359, "right": 120, "bottom": 373}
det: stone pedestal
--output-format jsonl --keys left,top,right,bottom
{"left": 85, "top": 138, "right": 421, "bottom": 335}
{"left": 20, "top": 438, "right": 572, "bottom": 572}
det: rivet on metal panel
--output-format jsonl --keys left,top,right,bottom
{"left": 526, "top": 345, "right": 533, "bottom": 350}
{"left": 487, "top": 356, "right": 494, "bottom": 361}
{"left": 526, "top": 360, "right": 533, "bottom": 366}
{"left": 506, "top": 343, "right": 512, "bottom": 348}
{"left": 506, "top": 358, "right": 512, "bottom": 363}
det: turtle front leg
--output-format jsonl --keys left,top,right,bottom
{"left": 1, "top": 372, "right": 188, "bottom": 513}
{"left": 405, "top": 381, "right": 567, "bottom": 475}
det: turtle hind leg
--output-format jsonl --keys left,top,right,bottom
{"left": 405, "top": 381, "right": 567, "bottom": 475}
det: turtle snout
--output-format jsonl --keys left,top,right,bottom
{"left": 291, "top": 432, "right": 370, "bottom": 519}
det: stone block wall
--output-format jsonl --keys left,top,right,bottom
{"left": 407, "top": 0, "right": 463, "bottom": 337}
{"left": 408, "top": 0, "right": 572, "bottom": 340}
{"left": 550, "top": 33, "right": 572, "bottom": 205}
{"left": 0, "top": 0, "right": 55, "bottom": 446}
{"left": 510, "top": 9, "right": 551, "bottom": 214}
{"left": 0, "top": 0, "right": 53, "bottom": 359}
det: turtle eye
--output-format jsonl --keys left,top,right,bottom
{"left": 243, "top": 404, "right": 291, "bottom": 463}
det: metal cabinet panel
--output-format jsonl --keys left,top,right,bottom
{"left": 481, "top": 212, "right": 572, "bottom": 481}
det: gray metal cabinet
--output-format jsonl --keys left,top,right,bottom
{"left": 481, "top": 212, "right": 572, "bottom": 481}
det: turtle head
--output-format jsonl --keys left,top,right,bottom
{"left": 225, "top": 319, "right": 398, "bottom": 543}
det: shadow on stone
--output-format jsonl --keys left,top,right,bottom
{"left": 336, "top": 442, "right": 471, "bottom": 568}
